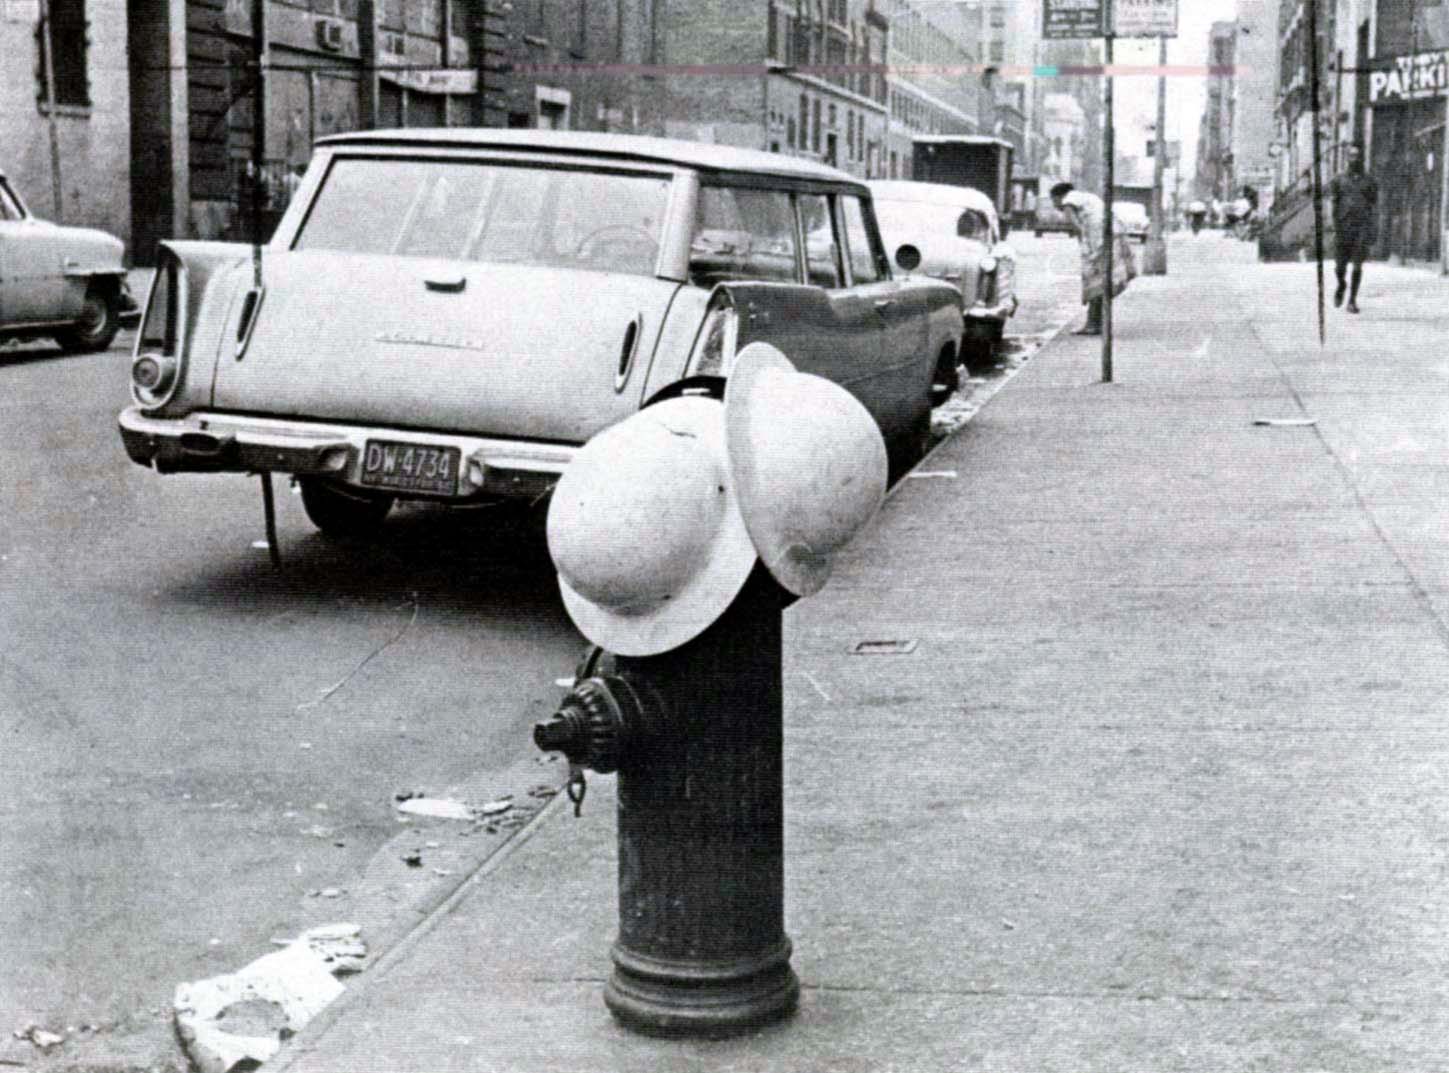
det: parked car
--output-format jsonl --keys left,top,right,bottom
{"left": 868, "top": 179, "right": 1018, "bottom": 370}
{"left": 1, "top": 168, "right": 139, "bottom": 353}
{"left": 1114, "top": 202, "right": 1151, "bottom": 242}
{"left": 118, "top": 130, "right": 964, "bottom": 536}
{"left": 1032, "top": 198, "right": 1076, "bottom": 237}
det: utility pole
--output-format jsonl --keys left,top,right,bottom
{"left": 1307, "top": 0, "right": 1325, "bottom": 345}
{"left": 1143, "top": 34, "right": 1169, "bottom": 275}
{"left": 1101, "top": 1, "right": 1115, "bottom": 383}
{"left": 38, "top": 0, "right": 64, "bottom": 221}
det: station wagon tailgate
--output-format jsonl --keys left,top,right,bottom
{"left": 210, "top": 251, "right": 680, "bottom": 446}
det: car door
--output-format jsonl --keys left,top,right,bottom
{"left": 794, "top": 190, "right": 884, "bottom": 395}
{"left": 0, "top": 178, "right": 71, "bottom": 323}
{"left": 837, "top": 192, "right": 926, "bottom": 431}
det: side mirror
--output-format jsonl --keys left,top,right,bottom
{"left": 894, "top": 244, "right": 921, "bottom": 272}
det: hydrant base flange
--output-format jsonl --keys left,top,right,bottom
{"left": 605, "top": 940, "right": 799, "bottom": 1037}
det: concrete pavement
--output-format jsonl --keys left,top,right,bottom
{"left": 264, "top": 238, "right": 1449, "bottom": 1072}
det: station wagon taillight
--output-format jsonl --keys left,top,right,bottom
{"left": 131, "top": 251, "right": 186, "bottom": 409}
{"left": 687, "top": 294, "right": 738, "bottom": 378}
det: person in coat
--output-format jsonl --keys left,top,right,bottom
{"left": 1329, "top": 144, "right": 1378, "bottom": 314}
{"left": 1050, "top": 180, "right": 1133, "bottom": 337}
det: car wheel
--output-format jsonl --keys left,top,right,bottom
{"left": 929, "top": 349, "right": 960, "bottom": 408}
{"left": 56, "top": 287, "right": 120, "bottom": 353}
{"left": 960, "top": 336, "right": 995, "bottom": 374}
{"left": 887, "top": 407, "right": 932, "bottom": 485}
{"left": 299, "top": 478, "right": 394, "bottom": 539}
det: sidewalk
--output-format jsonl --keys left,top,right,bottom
{"left": 267, "top": 241, "right": 1449, "bottom": 1073}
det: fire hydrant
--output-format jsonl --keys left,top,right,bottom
{"left": 535, "top": 346, "right": 887, "bottom": 1037}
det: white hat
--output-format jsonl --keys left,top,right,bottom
{"left": 723, "top": 343, "right": 887, "bottom": 597}
{"left": 547, "top": 396, "right": 756, "bottom": 657}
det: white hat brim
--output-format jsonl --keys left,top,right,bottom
{"left": 556, "top": 400, "right": 758, "bottom": 657}
{"left": 724, "top": 344, "right": 833, "bottom": 597}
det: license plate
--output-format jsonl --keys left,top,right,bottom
{"left": 360, "top": 440, "right": 460, "bottom": 495}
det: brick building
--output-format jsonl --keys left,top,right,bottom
{"left": 2, "top": 0, "right": 133, "bottom": 241}
{"left": 125, "top": 0, "right": 661, "bottom": 259}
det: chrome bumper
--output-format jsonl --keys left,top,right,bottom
{"left": 118, "top": 408, "right": 575, "bottom": 500}
{"left": 964, "top": 295, "right": 1018, "bottom": 324}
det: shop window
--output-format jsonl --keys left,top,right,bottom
{"left": 38, "top": 0, "right": 89, "bottom": 108}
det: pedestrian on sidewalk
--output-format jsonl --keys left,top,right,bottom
{"left": 1330, "top": 144, "right": 1378, "bottom": 314}
{"left": 1050, "top": 180, "right": 1133, "bottom": 337}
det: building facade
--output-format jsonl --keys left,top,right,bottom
{"left": 3, "top": 0, "right": 133, "bottom": 240}
{"left": 1232, "top": 0, "right": 1282, "bottom": 206}
{"left": 1195, "top": 20, "right": 1237, "bottom": 203}
{"left": 125, "top": 0, "right": 663, "bottom": 258}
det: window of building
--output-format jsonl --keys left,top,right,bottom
{"left": 799, "top": 94, "right": 809, "bottom": 150}
{"left": 40, "top": 0, "right": 89, "bottom": 108}
{"left": 787, "top": 117, "right": 796, "bottom": 148}
{"left": 812, "top": 98, "right": 822, "bottom": 151}
{"left": 846, "top": 110, "right": 855, "bottom": 159}
{"left": 989, "top": 40, "right": 1005, "bottom": 63}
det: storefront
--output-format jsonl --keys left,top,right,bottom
{"left": 1367, "top": 47, "right": 1447, "bottom": 262}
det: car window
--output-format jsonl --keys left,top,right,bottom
{"left": 840, "top": 195, "right": 887, "bottom": 284}
{"left": 0, "top": 180, "right": 25, "bottom": 221}
{"left": 956, "top": 209, "right": 992, "bottom": 242}
{"left": 799, "top": 193, "right": 842, "bottom": 289}
{"left": 689, "top": 186, "right": 798, "bottom": 284}
{"left": 295, "top": 158, "right": 669, "bottom": 277}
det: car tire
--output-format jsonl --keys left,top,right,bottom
{"left": 887, "top": 407, "right": 932, "bottom": 485}
{"left": 929, "top": 349, "right": 961, "bottom": 408}
{"left": 56, "top": 287, "right": 120, "bottom": 353}
{"left": 961, "top": 336, "right": 995, "bottom": 374}
{"left": 299, "top": 478, "right": 394, "bottom": 539}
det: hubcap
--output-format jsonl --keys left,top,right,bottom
{"left": 77, "top": 296, "right": 107, "bottom": 338}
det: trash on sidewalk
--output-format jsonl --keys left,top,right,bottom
{"left": 394, "top": 797, "right": 473, "bottom": 820}
{"left": 906, "top": 469, "right": 958, "bottom": 479}
{"left": 174, "top": 939, "right": 347, "bottom": 1073}
{"left": 12, "top": 1023, "right": 65, "bottom": 1051}
{"left": 1252, "top": 417, "right": 1317, "bottom": 427}
{"left": 852, "top": 639, "right": 919, "bottom": 655}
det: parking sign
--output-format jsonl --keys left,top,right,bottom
{"left": 1043, "top": 0, "right": 1105, "bottom": 39}
{"left": 1113, "top": 0, "right": 1178, "bottom": 37}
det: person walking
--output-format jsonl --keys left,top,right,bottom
{"left": 1050, "top": 180, "right": 1132, "bottom": 336}
{"left": 1329, "top": 144, "right": 1378, "bottom": 314}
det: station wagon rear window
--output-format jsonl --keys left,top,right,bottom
{"left": 295, "top": 158, "right": 671, "bottom": 277}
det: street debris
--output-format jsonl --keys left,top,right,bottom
{"left": 906, "top": 470, "right": 958, "bottom": 479}
{"left": 1252, "top": 417, "right": 1317, "bottom": 427}
{"left": 174, "top": 934, "right": 352, "bottom": 1073}
{"left": 851, "top": 639, "right": 919, "bottom": 655}
{"left": 395, "top": 797, "right": 473, "bottom": 820}
{"left": 478, "top": 797, "right": 512, "bottom": 816}
{"left": 527, "top": 785, "right": 559, "bottom": 799}
{"left": 12, "top": 1023, "right": 64, "bottom": 1051}
{"left": 402, "top": 850, "right": 423, "bottom": 867}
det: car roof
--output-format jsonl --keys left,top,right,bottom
{"left": 316, "top": 128, "right": 866, "bottom": 186}
{"left": 911, "top": 135, "right": 1015, "bottom": 150}
{"left": 867, "top": 179, "right": 997, "bottom": 216}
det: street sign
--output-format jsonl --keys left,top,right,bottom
{"left": 1368, "top": 49, "right": 1449, "bottom": 105}
{"left": 1043, "top": 0, "right": 1105, "bottom": 40}
{"left": 1113, "top": 0, "right": 1178, "bottom": 37}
